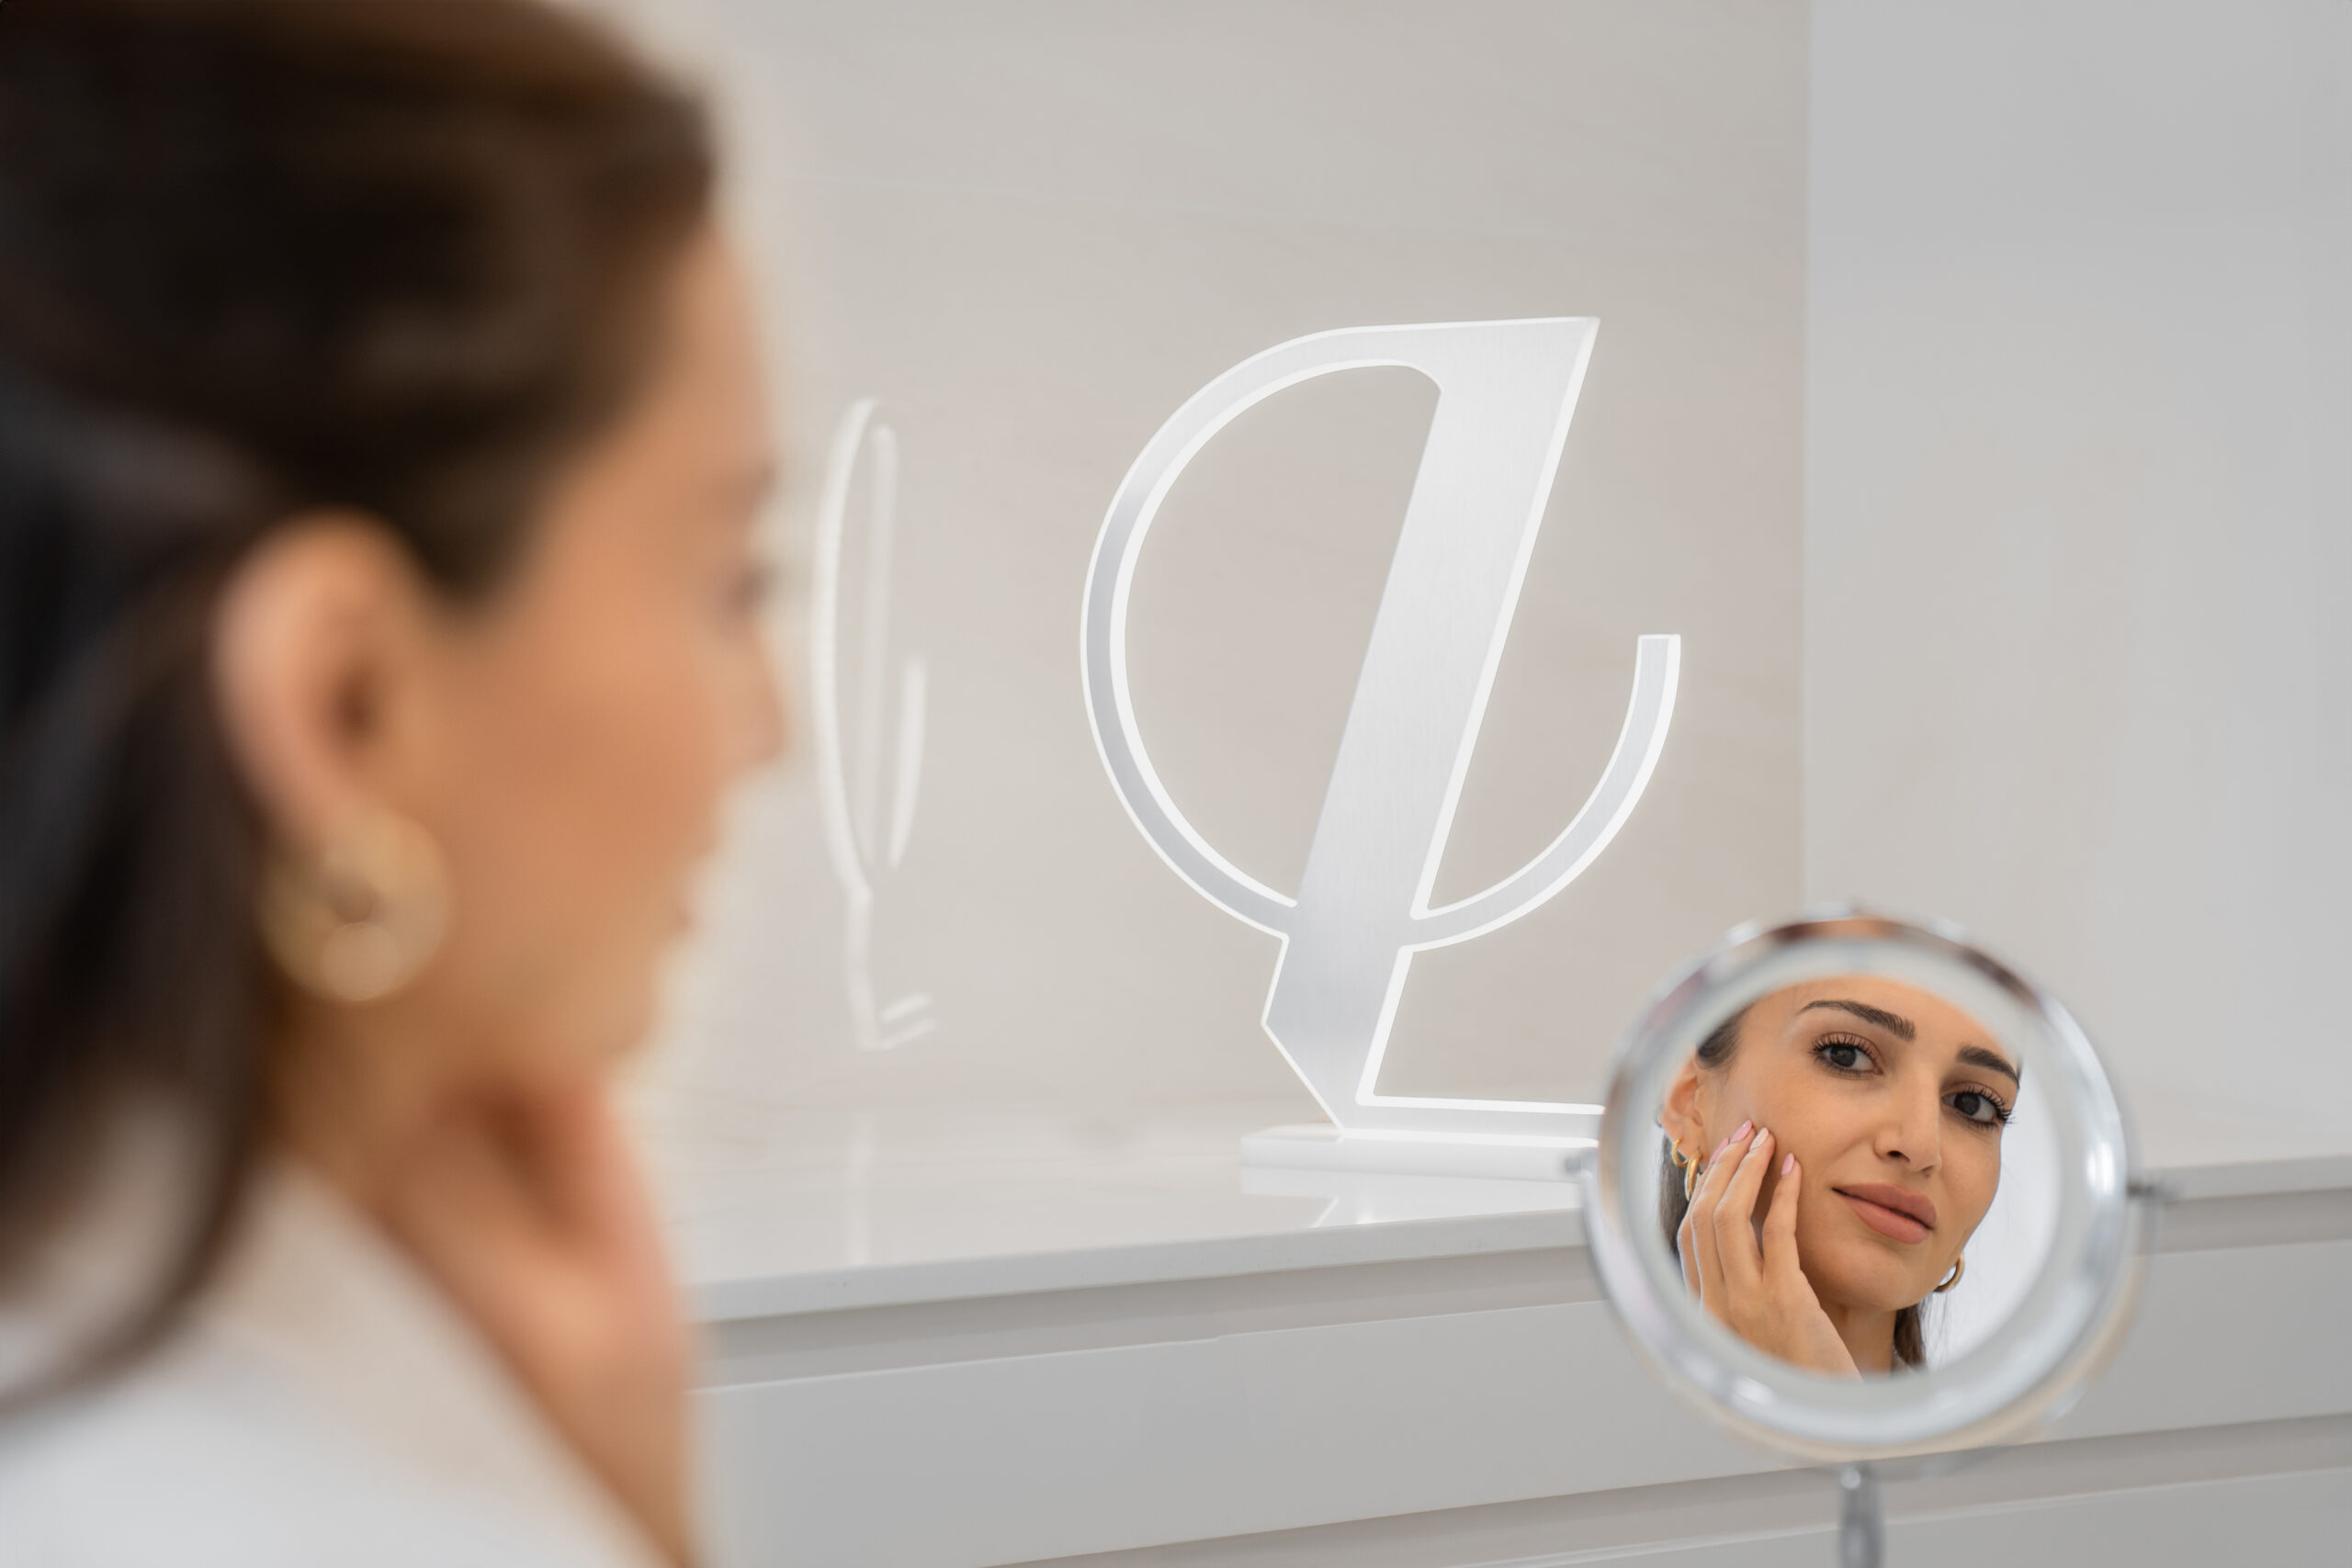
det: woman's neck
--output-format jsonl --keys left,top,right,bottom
{"left": 269, "top": 1005, "right": 450, "bottom": 1224}
{"left": 1820, "top": 1299, "right": 1900, "bottom": 1375}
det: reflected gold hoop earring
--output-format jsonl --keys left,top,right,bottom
{"left": 1670, "top": 1141, "right": 1700, "bottom": 1201}
{"left": 1934, "top": 1255, "right": 1966, "bottom": 1293}
{"left": 260, "top": 807, "right": 449, "bottom": 1005}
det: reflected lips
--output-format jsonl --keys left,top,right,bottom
{"left": 1836, "top": 1184, "right": 1936, "bottom": 1244}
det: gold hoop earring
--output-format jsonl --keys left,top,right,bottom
{"left": 260, "top": 807, "right": 449, "bottom": 1004}
{"left": 1934, "top": 1254, "right": 1965, "bottom": 1293}
{"left": 1670, "top": 1140, "right": 1700, "bottom": 1201}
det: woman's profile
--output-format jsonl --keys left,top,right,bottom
{"left": 0, "top": 3, "right": 780, "bottom": 1562}
{"left": 1657, "top": 977, "right": 2018, "bottom": 1375}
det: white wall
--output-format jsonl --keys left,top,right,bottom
{"left": 595, "top": 1, "right": 1811, "bottom": 1158}
{"left": 597, "top": 0, "right": 2352, "bottom": 1165}
{"left": 1804, "top": 0, "right": 2352, "bottom": 1145}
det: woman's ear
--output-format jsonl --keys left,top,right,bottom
{"left": 1660, "top": 1056, "right": 1711, "bottom": 1159}
{"left": 211, "top": 513, "right": 441, "bottom": 854}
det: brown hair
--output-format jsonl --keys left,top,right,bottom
{"left": 0, "top": 0, "right": 711, "bottom": 1398}
{"left": 1658, "top": 1008, "right": 1930, "bottom": 1371}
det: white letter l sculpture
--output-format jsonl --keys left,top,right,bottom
{"left": 1080, "top": 320, "right": 1679, "bottom": 1162}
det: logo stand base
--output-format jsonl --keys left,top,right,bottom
{"left": 1240, "top": 1122, "right": 1591, "bottom": 1183}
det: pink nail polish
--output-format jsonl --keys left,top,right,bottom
{"left": 1733, "top": 1119, "right": 1753, "bottom": 1142}
{"left": 1781, "top": 1153, "right": 1795, "bottom": 1176}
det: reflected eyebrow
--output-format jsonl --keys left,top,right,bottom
{"left": 1797, "top": 998, "right": 1914, "bottom": 1041}
{"left": 1957, "top": 1043, "right": 2021, "bottom": 1086}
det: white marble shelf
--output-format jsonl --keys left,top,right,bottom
{"left": 661, "top": 1099, "right": 2352, "bottom": 1568}
{"left": 688, "top": 1196, "right": 1583, "bottom": 1322}
{"left": 650, "top": 1098, "right": 2352, "bottom": 1325}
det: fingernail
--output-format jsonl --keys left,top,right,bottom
{"left": 1733, "top": 1119, "right": 1753, "bottom": 1142}
{"left": 1781, "top": 1153, "right": 1795, "bottom": 1176}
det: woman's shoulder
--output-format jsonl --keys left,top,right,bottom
{"left": 0, "top": 1165, "right": 660, "bottom": 1568}
{"left": 0, "top": 1325, "right": 603, "bottom": 1568}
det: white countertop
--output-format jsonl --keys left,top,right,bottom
{"left": 642, "top": 1099, "right": 1573, "bottom": 1321}
{"left": 640, "top": 1088, "right": 2352, "bottom": 1324}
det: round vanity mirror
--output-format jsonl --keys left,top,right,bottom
{"left": 1581, "top": 910, "right": 2152, "bottom": 1481}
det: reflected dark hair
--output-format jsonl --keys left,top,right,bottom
{"left": 0, "top": 0, "right": 711, "bottom": 1396}
{"left": 1658, "top": 1007, "right": 1929, "bottom": 1371}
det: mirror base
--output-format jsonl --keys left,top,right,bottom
{"left": 1837, "top": 1463, "right": 1884, "bottom": 1568}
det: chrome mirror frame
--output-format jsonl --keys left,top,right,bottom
{"left": 1580, "top": 908, "right": 2150, "bottom": 1462}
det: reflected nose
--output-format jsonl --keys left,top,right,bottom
{"left": 1877, "top": 1082, "right": 1943, "bottom": 1172}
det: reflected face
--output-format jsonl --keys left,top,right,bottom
{"left": 1665, "top": 977, "right": 2016, "bottom": 1318}
{"left": 416, "top": 229, "right": 786, "bottom": 1077}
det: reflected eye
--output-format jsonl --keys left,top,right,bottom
{"left": 1812, "top": 1034, "right": 1874, "bottom": 1074}
{"left": 1947, "top": 1089, "right": 2011, "bottom": 1128}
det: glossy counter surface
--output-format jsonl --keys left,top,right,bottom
{"left": 650, "top": 1095, "right": 2352, "bottom": 1323}
{"left": 652, "top": 1096, "right": 2352, "bottom": 1566}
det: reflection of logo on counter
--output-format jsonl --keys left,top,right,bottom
{"left": 812, "top": 399, "right": 933, "bottom": 1051}
{"left": 1080, "top": 320, "right": 1678, "bottom": 1145}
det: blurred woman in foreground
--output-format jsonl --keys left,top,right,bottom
{"left": 0, "top": 4, "right": 781, "bottom": 1562}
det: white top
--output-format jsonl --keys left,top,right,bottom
{"left": 0, "top": 1166, "right": 662, "bottom": 1568}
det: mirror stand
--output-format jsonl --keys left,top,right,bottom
{"left": 1584, "top": 914, "right": 2151, "bottom": 1568}
{"left": 1834, "top": 1463, "right": 1883, "bottom": 1568}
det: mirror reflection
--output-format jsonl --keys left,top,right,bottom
{"left": 1656, "top": 976, "right": 2041, "bottom": 1378}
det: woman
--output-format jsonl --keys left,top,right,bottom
{"left": 1657, "top": 977, "right": 2018, "bottom": 1375}
{"left": 0, "top": 3, "right": 780, "bottom": 1562}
